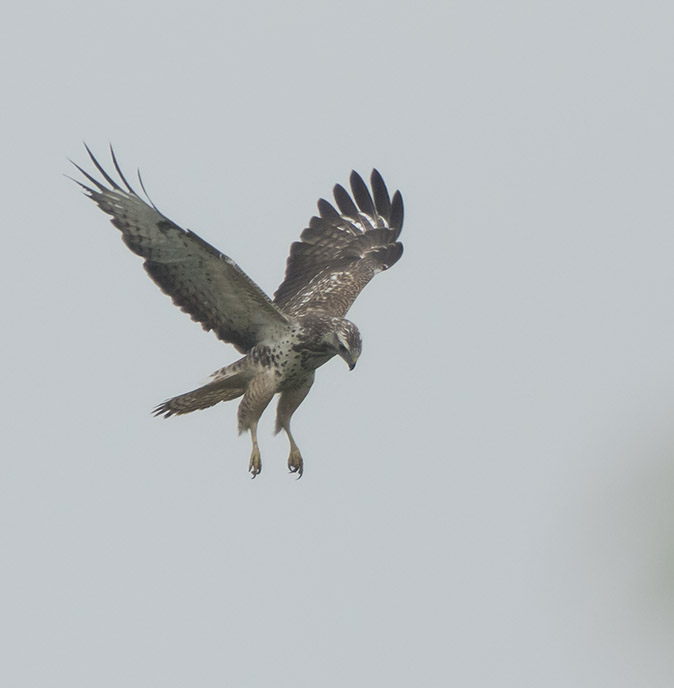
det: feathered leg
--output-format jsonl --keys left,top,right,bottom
{"left": 238, "top": 373, "right": 277, "bottom": 477}
{"left": 275, "top": 372, "right": 315, "bottom": 478}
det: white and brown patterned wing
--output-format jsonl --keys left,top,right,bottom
{"left": 72, "top": 146, "right": 290, "bottom": 353}
{"left": 273, "top": 170, "right": 404, "bottom": 317}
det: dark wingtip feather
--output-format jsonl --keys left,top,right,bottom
{"left": 333, "top": 183, "right": 360, "bottom": 219}
{"left": 349, "top": 170, "right": 376, "bottom": 217}
{"left": 137, "top": 168, "right": 160, "bottom": 211}
{"left": 109, "top": 144, "right": 138, "bottom": 195}
{"left": 370, "top": 169, "right": 392, "bottom": 221}
{"left": 390, "top": 190, "right": 404, "bottom": 237}
{"left": 65, "top": 171, "right": 96, "bottom": 195}
{"left": 84, "top": 143, "right": 120, "bottom": 190}
{"left": 317, "top": 197, "right": 341, "bottom": 220}
{"left": 69, "top": 158, "right": 108, "bottom": 192}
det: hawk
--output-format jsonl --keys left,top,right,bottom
{"left": 72, "top": 147, "right": 404, "bottom": 477}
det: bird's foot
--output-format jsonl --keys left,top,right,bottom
{"left": 288, "top": 447, "right": 304, "bottom": 478}
{"left": 249, "top": 446, "right": 262, "bottom": 478}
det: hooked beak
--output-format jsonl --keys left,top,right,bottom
{"left": 339, "top": 349, "right": 358, "bottom": 371}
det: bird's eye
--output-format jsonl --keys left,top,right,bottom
{"left": 338, "top": 343, "right": 347, "bottom": 352}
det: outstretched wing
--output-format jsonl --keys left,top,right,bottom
{"left": 273, "top": 170, "right": 404, "bottom": 317}
{"left": 72, "top": 146, "right": 290, "bottom": 353}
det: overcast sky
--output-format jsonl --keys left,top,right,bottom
{"left": 3, "top": 1, "right": 674, "bottom": 686}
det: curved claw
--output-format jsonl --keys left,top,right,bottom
{"left": 288, "top": 448, "right": 304, "bottom": 479}
{"left": 249, "top": 447, "right": 262, "bottom": 478}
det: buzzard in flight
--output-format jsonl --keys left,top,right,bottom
{"left": 72, "top": 147, "right": 404, "bottom": 477}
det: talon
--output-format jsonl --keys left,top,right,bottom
{"left": 249, "top": 447, "right": 262, "bottom": 478}
{"left": 287, "top": 448, "right": 303, "bottom": 478}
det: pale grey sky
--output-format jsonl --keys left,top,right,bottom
{"left": 3, "top": 1, "right": 674, "bottom": 686}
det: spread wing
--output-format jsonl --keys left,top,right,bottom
{"left": 273, "top": 170, "right": 404, "bottom": 317}
{"left": 72, "top": 146, "right": 290, "bottom": 353}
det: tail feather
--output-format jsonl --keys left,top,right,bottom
{"left": 154, "top": 359, "right": 250, "bottom": 418}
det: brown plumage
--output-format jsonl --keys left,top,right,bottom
{"left": 72, "top": 146, "right": 404, "bottom": 477}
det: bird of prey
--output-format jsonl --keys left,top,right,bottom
{"left": 72, "top": 147, "right": 404, "bottom": 477}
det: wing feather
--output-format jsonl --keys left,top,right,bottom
{"left": 349, "top": 170, "right": 376, "bottom": 218}
{"left": 274, "top": 169, "right": 403, "bottom": 317}
{"left": 333, "top": 183, "right": 362, "bottom": 222}
{"left": 370, "top": 169, "right": 392, "bottom": 221}
{"left": 74, "top": 147, "right": 290, "bottom": 352}
{"left": 389, "top": 190, "right": 404, "bottom": 240}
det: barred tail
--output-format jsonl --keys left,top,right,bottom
{"left": 153, "top": 365, "right": 250, "bottom": 418}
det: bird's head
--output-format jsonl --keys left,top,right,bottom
{"left": 332, "top": 319, "right": 362, "bottom": 371}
